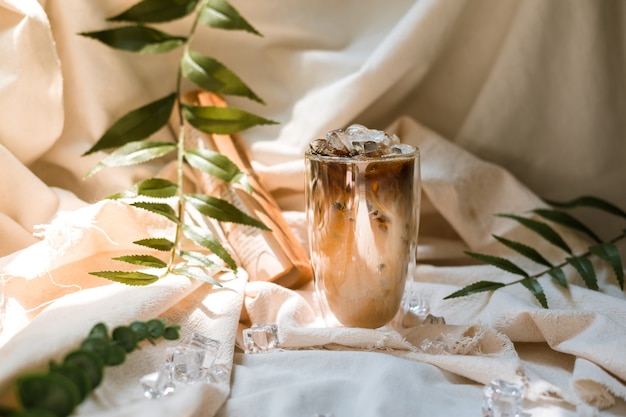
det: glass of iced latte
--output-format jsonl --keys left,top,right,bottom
{"left": 305, "top": 125, "right": 420, "bottom": 328}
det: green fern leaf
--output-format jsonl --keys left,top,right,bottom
{"left": 566, "top": 256, "right": 598, "bottom": 290}
{"left": 589, "top": 242, "right": 624, "bottom": 289}
{"left": 172, "top": 266, "right": 222, "bottom": 286}
{"left": 182, "top": 50, "right": 264, "bottom": 103}
{"left": 498, "top": 214, "right": 572, "bottom": 254}
{"left": 107, "top": 178, "right": 178, "bottom": 199}
{"left": 493, "top": 235, "right": 553, "bottom": 267}
{"left": 112, "top": 255, "right": 167, "bottom": 268}
{"left": 83, "top": 94, "right": 176, "bottom": 155}
{"left": 79, "top": 26, "right": 186, "bottom": 54}
{"left": 86, "top": 142, "right": 176, "bottom": 178}
{"left": 520, "top": 278, "right": 548, "bottom": 308}
{"left": 133, "top": 238, "right": 175, "bottom": 251}
{"left": 199, "top": 0, "right": 261, "bottom": 35}
{"left": 547, "top": 267, "right": 568, "bottom": 289}
{"left": 88, "top": 271, "right": 159, "bottom": 286}
{"left": 182, "top": 104, "right": 278, "bottom": 134}
{"left": 179, "top": 250, "right": 229, "bottom": 271}
{"left": 182, "top": 224, "right": 237, "bottom": 269}
{"left": 108, "top": 0, "right": 200, "bottom": 23}
{"left": 545, "top": 195, "right": 626, "bottom": 220}
{"left": 532, "top": 208, "right": 601, "bottom": 243}
{"left": 443, "top": 281, "right": 506, "bottom": 299}
{"left": 183, "top": 148, "right": 245, "bottom": 183}
{"left": 184, "top": 194, "right": 269, "bottom": 229}
{"left": 465, "top": 251, "right": 528, "bottom": 277}
{"left": 131, "top": 202, "right": 179, "bottom": 224}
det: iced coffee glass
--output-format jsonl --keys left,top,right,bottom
{"left": 305, "top": 125, "right": 420, "bottom": 329}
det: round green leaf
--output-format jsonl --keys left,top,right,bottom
{"left": 87, "top": 323, "right": 109, "bottom": 340}
{"left": 63, "top": 350, "right": 104, "bottom": 389}
{"left": 9, "top": 409, "right": 57, "bottom": 417}
{"left": 146, "top": 318, "right": 166, "bottom": 339}
{"left": 106, "top": 344, "right": 127, "bottom": 366}
{"left": 16, "top": 372, "right": 81, "bottom": 417}
{"left": 129, "top": 321, "right": 149, "bottom": 340}
{"left": 80, "top": 338, "right": 110, "bottom": 364}
{"left": 49, "top": 363, "right": 92, "bottom": 402}
{"left": 163, "top": 325, "right": 181, "bottom": 340}
{"left": 112, "top": 326, "right": 139, "bottom": 353}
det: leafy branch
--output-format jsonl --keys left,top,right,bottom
{"left": 79, "top": 0, "right": 276, "bottom": 286}
{"left": 444, "top": 196, "right": 626, "bottom": 308}
{"left": 0, "top": 319, "right": 180, "bottom": 417}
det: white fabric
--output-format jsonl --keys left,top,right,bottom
{"left": 1, "top": 0, "right": 626, "bottom": 416}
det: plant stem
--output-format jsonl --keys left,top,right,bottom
{"left": 165, "top": 2, "right": 207, "bottom": 275}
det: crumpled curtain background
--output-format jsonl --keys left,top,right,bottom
{"left": 1, "top": 0, "right": 626, "bottom": 416}
{"left": 2, "top": 0, "right": 624, "bottom": 243}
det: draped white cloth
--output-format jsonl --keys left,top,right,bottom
{"left": 1, "top": 0, "right": 625, "bottom": 416}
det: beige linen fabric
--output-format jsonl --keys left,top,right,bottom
{"left": 1, "top": 0, "right": 626, "bottom": 416}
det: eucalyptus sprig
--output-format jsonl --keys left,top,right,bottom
{"left": 444, "top": 196, "right": 626, "bottom": 308}
{"left": 0, "top": 319, "right": 180, "bottom": 417}
{"left": 79, "top": 0, "right": 275, "bottom": 286}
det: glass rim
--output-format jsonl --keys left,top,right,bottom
{"left": 304, "top": 144, "right": 419, "bottom": 162}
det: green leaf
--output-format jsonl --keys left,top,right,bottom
{"left": 80, "top": 338, "right": 111, "bottom": 364}
{"left": 79, "top": 26, "right": 186, "bottom": 54}
{"left": 49, "top": 363, "right": 92, "bottom": 402}
{"left": 16, "top": 373, "right": 80, "bottom": 417}
{"left": 179, "top": 250, "right": 228, "bottom": 271}
{"left": 112, "top": 254, "right": 167, "bottom": 268}
{"left": 106, "top": 344, "right": 127, "bottom": 366}
{"left": 112, "top": 326, "right": 139, "bottom": 353}
{"left": 545, "top": 195, "right": 626, "bottom": 220}
{"left": 88, "top": 271, "right": 160, "bottom": 286}
{"left": 181, "top": 50, "right": 264, "bottom": 103}
{"left": 172, "top": 266, "right": 222, "bottom": 286}
{"left": 498, "top": 214, "right": 572, "bottom": 254}
{"left": 547, "top": 267, "right": 568, "bottom": 289}
{"left": 492, "top": 235, "right": 553, "bottom": 267}
{"left": 129, "top": 321, "right": 149, "bottom": 341}
{"left": 184, "top": 193, "right": 270, "bottom": 229}
{"left": 163, "top": 325, "right": 181, "bottom": 340}
{"left": 589, "top": 242, "right": 624, "bottom": 289}
{"left": 107, "top": 178, "right": 179, "bottom": 199}
{"left": 86, "top": 142, "right": 176, "bottom": 178}
{"left": 465, "top": 251, "right": 529, "bottom": 277}
{"left": 532, "top": 208, "right": 601, "bottom": 243}
{"left": 7, "top": 408, "right": 57, "bottom": 417}
{"left": 108, "top": 0, "right": 200, "bottom": 23}
{"left": 83, "top": 93, "right": 176, "bottom": 155}
{"left": 566, "top": 256, "right": 598, "bottom": 290}
{"left": 182, "top": 224, "right": 237, "bottom": 269}
{"left": 131, "top": 201, "right": 180, "bottom": 224}
{"left": 199, "top": 0, "right": 261, "bottom": 35}
{"left": 183, "top": 148, "right": 245, "bottom": 184}
{"left": 87, "top": 323, "right": 109, "bottom": 340}
{"left": 182, "top": 104, "right": 277, "bottom": 134}
{"left": 63, "top": 350, "right": 105, "bottom": 389}
{"left": 443, "top": 280, "right": 506, "bottom": 299}
{"left": 520, "top": 278, "right": 548, "bottom": 308}
{"left": 133, "top": 237, "right": 175, "bottom": 251}
{"left": 146, "top": 318, "right": 166, "bottom": 339}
